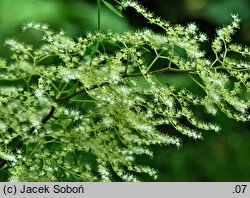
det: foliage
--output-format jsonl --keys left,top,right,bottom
{"left": 0, "top": 0, "right": 249, "bottom": 181}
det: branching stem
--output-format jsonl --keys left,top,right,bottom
{"left": 97, "top": 0, "right": 101, "bottom": 31}
{"left": 54, "top": 67, "right": 194, "bottom": 102}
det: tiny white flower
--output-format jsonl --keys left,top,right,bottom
{"left": 41, "top": 24, "right": 48, "bottom": 30}
{"left": 165, "top": 99, "right": 173, "bottom": 108}
{"left": 110, "top": 72, "right": 121, "bottom": 83}
{"left": 137, "top": 124, "right": 153, "bottom": 132}
{"left": 4, "top": 153, "right": 16, "bottom": 162}
{"left": 193, "top": 51, "right": 203, "bottom": 58}
{"left": 146, "top": 110, "right": 153, "bottom": 118}
{"left": 211, "top": 93, "right": 220, "bottom": 101}
{"left": 34, "top": 89, "right": 44, "bottom": 98}
{"left": 26, "top": 22, "right": 34, "bottom": 28}
{"left": 119, "top": 86, "right": 131, "bottom": 95}
{"left": 199, "top": 33, "right": 207, "bottom": 42}
{"left": 232, "top": 21, "right": 239, "bottom": 28}
{"left": 59, "top": 31, "right": 65, "bottom": 35}
{"left": 47, "top": 167, "right": 53, "bottom": 172}
{"left": 102, "top": 117, "right": 114, "bottom": 128}
{"left": 187, "top": 23, "right": 197, "bottom": 34}
{"left": 30, "top": 117, "right": 40, "bottom": 128}
{"left": 235, "top": 102, "right": 247, "bottom": 113}
{"left": 33, "top": 23, "right": 41, "bottom": 29}
{"left": 59, "top": 69, "right": 76, "bottom": 82}
{"left": 0, "top": 121, "right": 7, "bottom": 131}
{"left": 231, "top": 14, "right": 240, "bottom": 23}
{"left": 47, "top": 36, "right": 53, "bottom": 42}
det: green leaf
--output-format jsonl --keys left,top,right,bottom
{"left": 101, "top": 0, "right": 123, "bottom": 18}
{"left": 85, "top": 41, "right": 100, "bottom": 56}
{"left": 89, "top": 42, "right": 100, "bottom": 56}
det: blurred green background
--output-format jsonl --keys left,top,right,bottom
{"left": 0, "top": 0, "right": 249, "bottom": 181}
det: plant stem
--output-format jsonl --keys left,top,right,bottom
{"left": 54, "top": 67, "right": 194, "bottom": 102}
{"left": 97, "top": 0, "right": 101, "bottom": 31}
